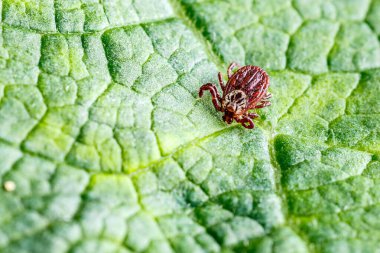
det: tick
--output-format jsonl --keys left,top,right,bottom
{"left": 199, "top": 62, "right": 271, "bottom": 129}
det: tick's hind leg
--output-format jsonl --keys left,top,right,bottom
{"left": 254, "top": 101, "right": 271, "bottom": 109}
{"left": 227, "top": 62, "right": 240, "bottom": 78}
{"left": 254, "top": 94, "right": 272, "bottom": 109}
{"left": 199, "top": 83, "right": 222, "bottom": 111}
{"left": 236, "top": 115, "right": 255, "bottom": 129}
{"left": 263, "top": 93, "right": 272, "bottom": 100}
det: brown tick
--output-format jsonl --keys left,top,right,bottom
{"left": 199, "top": 62, "right": 271, "bottom": 129}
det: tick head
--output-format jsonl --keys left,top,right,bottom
{"left": 222, "top": 112, "right": 234, "bottom": 124}
{"left": 226, "top": 104, "right": 236, "bottom": 113}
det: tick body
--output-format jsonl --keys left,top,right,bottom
{"left": 199, "top": 62, "right": 271, "bottom": 129}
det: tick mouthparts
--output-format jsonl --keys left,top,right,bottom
{"left": 226, "top": 105, "right": 235, "bottom": 112}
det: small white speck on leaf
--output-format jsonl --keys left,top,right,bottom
{"left": 3, "top": 181, "right": 16, "bottom": 192}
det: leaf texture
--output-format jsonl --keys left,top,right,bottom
{"left": 0, "top": 0, "right": 379, "bottom": 252}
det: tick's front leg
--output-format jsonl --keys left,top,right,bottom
{"left": 248, "top": 112, "right": 259, "bottom": 119}
{"left": 199, "top": 83, "right": 222, "bottom": 111}
{"left": 236, "top": 115, "right": 255, "bottom": 129}
{"left": 218, "top": 72, "right": 226, "bottom": 92}
{"left": 227, "top": 62, "right": 240, "bottom": 78}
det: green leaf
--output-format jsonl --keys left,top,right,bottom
{"left": 0, "top": 0, "right": 379, "bottom": 252}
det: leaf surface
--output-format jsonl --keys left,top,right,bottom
{"left": 0, "top": 0, "right": 380, "bottom": 252}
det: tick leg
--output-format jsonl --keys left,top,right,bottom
{"left": 248, "top": 112, "right": 259, "bottom": 119}
{"left": 218, "top": 72, "right": 226, "bottom": 92}
{"left": 263, "top": 93, "right": 272, "bottom": 100}
{"left": 254, "top": 101, "right": 271, "bottom": 109}
{"left": 236, "top": 116, "right": 255, "bottom": 129}
{"left": 199, "top": 83, "right": 222, "bottom": 111}
{"left": 227, "top": 62, "right": 240, "bottom": 78}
